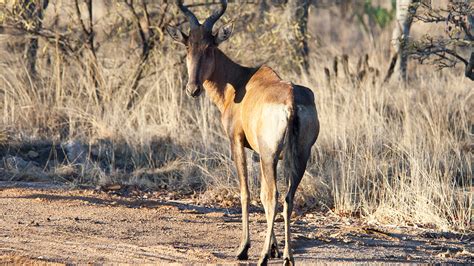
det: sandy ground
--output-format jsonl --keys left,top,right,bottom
{"left": 0, "top": 182, "right": 472, "bottom": 265}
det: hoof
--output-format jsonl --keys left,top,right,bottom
{"left": 283, "top": 257, "right": 294, "bottom": 266}
{"left": 270, "top": 243, "right": 281, "bottom": 259}
{"left": 258, "top": 254, "right": 269, "bottom": 266}
{"left": 237, "top": 252, "right": 248, "bottom": 261}
{"left": 252, "top": 152, "right": 260, "bottom": 162}
{"left": 236, "top": 243, "right": 250, "bottom": 260}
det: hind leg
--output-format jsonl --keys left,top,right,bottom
{"left": 283, "top": 150, "right": 310, "bottom": 266}
{"left": 270, "top": 230, "right": 281, "bottom": 258}
{"left": 258, "top": 156, "right": 278, "bottom": 266}
{"left": 258, "top": 170, "right": 280, "bottom": 259}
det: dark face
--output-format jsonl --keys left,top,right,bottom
{"left": 184, "top": 29, "right": 217, "bottom": 98}
{"left": 166, "top": 24, "right": 233, "bottom": 98}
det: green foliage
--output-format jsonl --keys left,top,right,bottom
{"left": 363, "top": 0, "right": 396, "bottom": 29}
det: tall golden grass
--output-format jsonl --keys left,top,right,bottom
{"left": 0, "top": 3, "right": 471, "bottom": 231}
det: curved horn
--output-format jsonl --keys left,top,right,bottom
{"left": 203, "top": 0, "right": 227, "bottom": 31}
{"left": 177, "top": 0, "right": 200, "bottom": 29}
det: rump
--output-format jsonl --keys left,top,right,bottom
{"left": 256, "top": 103, "right": 294, "bottom": 157}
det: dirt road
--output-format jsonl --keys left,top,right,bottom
{"left": 1, "top": 182, "right": 472, "bottom": 264}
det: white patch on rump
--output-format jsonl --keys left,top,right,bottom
{"left": 257, "top": 104, "right": 292, "bottom": 154}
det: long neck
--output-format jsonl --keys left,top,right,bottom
{"left": 203, "top": 49, "right": 255, "bottom": 112}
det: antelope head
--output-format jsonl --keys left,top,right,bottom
{"left": 166, "top": 0, "right": 233, "bottom": 98}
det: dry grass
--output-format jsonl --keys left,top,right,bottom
{"left": 302, "top": 58, "right": 472, "bottom": 230}
{"left": 0, "top": 3, "right": 472, "bottom": 231}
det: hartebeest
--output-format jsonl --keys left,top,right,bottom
{"left": 166, "top": 1, "right": 319, "bottom": 265}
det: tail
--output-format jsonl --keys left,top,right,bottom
{"left": 283, "top": 103, "right": 299, "bottom": 186}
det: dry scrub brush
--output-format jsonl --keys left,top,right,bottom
{"left": 0, "top": 2, "right": 472, "bottom": 231}
{"left": 302, "top": 54, "right": 472, "bottom": 230}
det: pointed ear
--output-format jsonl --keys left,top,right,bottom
{"left": 215, "top": 23, "right": 234, "bottom": 44}
{"left": 166, "top": 25, "right": 187, "bottom": 44}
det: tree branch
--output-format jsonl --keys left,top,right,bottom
{"left": 465, "top": 52, "right": 474, "bottom": 80}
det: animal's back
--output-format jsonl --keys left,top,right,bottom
{"left": 244, "top": 66, "right": 294, "bottom": 106}
{"left": 240, "top": 66, "right": 294, "bottom": 153}
{"left": 244, "top": 66, "right": 316, "bottom": 107}
{"left": 239, "top": 66, "right": 318, "bottom": 154}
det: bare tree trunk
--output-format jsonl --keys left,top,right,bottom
{"left": 466, "top": 11, "right": 473, "bottom": 80}
{"left": 391, "top": 0, "right": 419, "bottom": 82}
{"left": 21, "top": 0, "right": 49, "bottom": 77}
{"left": 465, "top": 52, "right": 474, "bottom": 80}
{"left": 74, "top": 0, "right": 103, "bottom": 105}
{"left": 285, "top": 0, "right": 310, "bottom": 72}
{"left": 258, "top": 0, "right": 269, "bottom": 20}
{"left": 124, "top": 0, "right": 160, "bottom": 110}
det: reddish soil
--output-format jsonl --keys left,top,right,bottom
{"left": 1, "top": 182, "right": 472, "bottom": 264}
